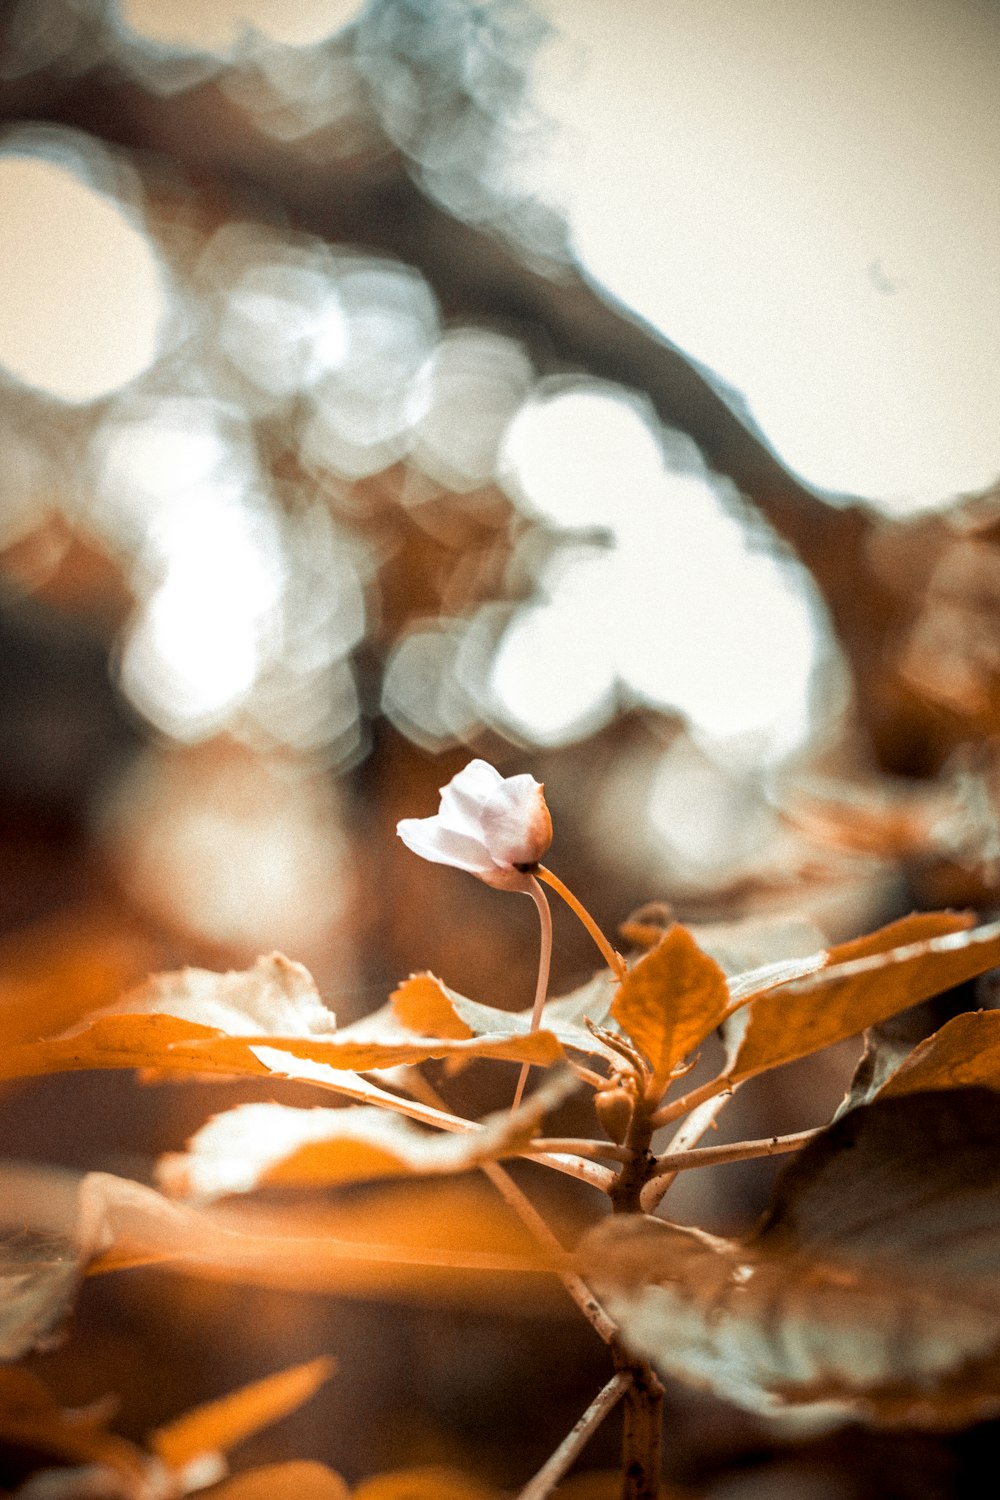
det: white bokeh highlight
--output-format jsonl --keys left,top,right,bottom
{"left": 488, "top": 383, "right": 841, "bottom": 764}
{"left": 0, "top": 146, "right": 168, "bottom": 404}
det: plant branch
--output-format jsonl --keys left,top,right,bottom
{"left": 614, "top": 1348, "right": 664, "bottom": 1500}
{"left": 513, "top": 876, "right": 554, "bottom": 1110}
{"left": 642, "top": 1127, "right": 822, "bottom": 1212}
{"left": 479, "top": 1157, "right": 620, "bottom": 1344}
{"left": 639, "top": 1090, "right": 734, "bottom": 1211}
{"left": 405, "top": 1069, "right": 622, "bottom": 1347}
{"left": 650, "top": 1072, "right": 733, "bottom": 1129}
{"left": 537, "top": 865, "right": 627, "bottom": 981}
{"left": 528, "top": 1137, "right": 633, "bottom": 1163}
{"left": 289, "top": 1067, "right": 612, "bottom": 1190}
{"left": 515, "top": 1372, "right": 631, "bottom": 1500}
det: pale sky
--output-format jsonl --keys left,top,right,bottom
{"left": 533, "top": 0, "right": 1000, "bottom": 514}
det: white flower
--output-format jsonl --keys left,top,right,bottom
{"left": 397, "top": 759, "right": 552, "bottom": 891}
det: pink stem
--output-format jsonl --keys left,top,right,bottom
{"left": 512, "top": 875, "right": 553, "bottom": 1111}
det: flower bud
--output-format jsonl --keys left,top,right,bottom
{"left": 594, "top": 1083, "right": 634, "bottom": 1145}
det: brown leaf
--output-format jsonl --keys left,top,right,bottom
{"left": 79, "top": 1172, "right": 556, "bottom": 1305}
{"left": 352, "top": 1468, "right": 503, "bottom": 1500}
{"left": 583, "top": 1090, "right": 1000, "bottom": 1428}
{"left": 117, "top": 953, "right": 337, "bottom": 1036}
{"left": 389, "top": 972, "right": 616, "bottom": 1061}
{"left": 611, "top": 925, "right": 729, "bottom": 1084}
{"left": 0, "top": 1012, "right": 563, "bottom": 1087}
{"left": 0, "top": 1369, "right": 147, "bottom": 1481}
{"left": 727, "top": 917, "right": 1000, "bottom": 1084}
{"left": 159, "top": 1072, "right": 577, "bottom": 1201}
{"left": 202, "top": 1463, "right": 350, "bottom": 1500}
{"left": 149, "top": 1359, "right": 334, "bottom": 1471}
{"left": 390, "top": 974, "right": 474, "bottom": 1040}
{"left": 0, "top": 1014, "right": 273, "bottom": 1084}
{"left": 879, "top": 1011, "right": 1000, "bottom": 1098}
{"left": 823, "top": 911, "right": 975, "bottom": 965}
{"left": 0, "top": 1230, "right": 84, "bottom": 1359}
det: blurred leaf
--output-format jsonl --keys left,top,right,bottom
{"left": 582, "top": 1090, "right": 1000, "bottom": 1427}
{"left": 0, "top": 1369, "right": 146, "bottom": 1480}
{"left": 879, "top": 1011, "right": 1000, "bottom": 1098}
{"left": 149, "top": 1359, "right": 334, "bottom": 1471}
{"left": 159, "top": 1072, "right": 576, "bottom": 1201}
{"left": 618, "top": 904, "right": 674, "bottom": 950}
{"left": 0, "top": 1230, "right": 83, "bottom": 1360}
{"left": 78, "top": 1173, "right": 555, "bottom": 1304}
{"left": 352, "top": 1469, "right": 503, "bottom": 1500}
{"left": 204, "top": 1464, "right": 350, "bottom": 1500}
{"left": 0, "top": 904, "right": 160, "bottom": 1047}
{"left": 611, "top": 926, "right": 729, "bottom": 1085}
{"left": 726, "top": 916, "right": 1000, "bottom": 1085}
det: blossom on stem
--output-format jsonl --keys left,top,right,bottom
{"left": 397, "top": 759, "right": 553, "bottom": 892}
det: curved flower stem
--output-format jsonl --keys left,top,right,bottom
{"left": 536, "top": 865, "right": 627, "bottom": 981}
{"left": 512, "top": 875, "right": 554, "bottom": 1110}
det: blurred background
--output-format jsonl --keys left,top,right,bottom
{"left": 1, "top": 1, "right": 999, "bottom": 1494}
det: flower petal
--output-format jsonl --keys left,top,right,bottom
{"left": 481, "top": 775, "right": 553, "bottom": 867}
{"left": 436, "top": 759, "right": 505, "bottom": 838}
{"left": 396, "top": 817, "right": 494, "bottom": 876}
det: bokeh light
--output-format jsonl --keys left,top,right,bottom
{"left": 488, "top": 383, "right": 842, "bottom": 765}
{"left": 114, "top": 0, "right": 363, "bottom": 58}
{"left": 0, "top": 135, "right": 169, "bottom": 404}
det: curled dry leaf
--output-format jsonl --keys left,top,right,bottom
{"left": 0, "top": 953, "right": 565, "bottom": 1087}
{"left": 158, "top": 1070, "right": 578, "bottom": 1201}
{"left": 877, "top": 1010, "right": 1000, "bottom": 1099}
{"left": 389, "top": 971, "right": 617, "bottom": 1061}
{"left": 114, "top": 953, "right": 338, "bottom": 1037}
{"left": 581, "top": 1090, "right": 1000, "bottom": 1428}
